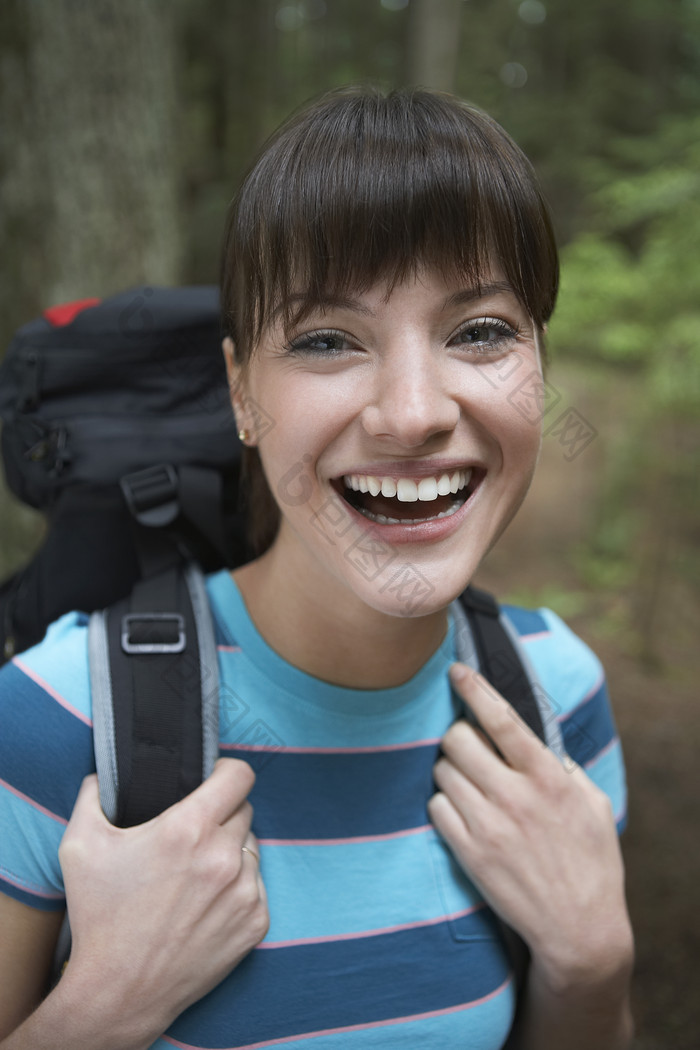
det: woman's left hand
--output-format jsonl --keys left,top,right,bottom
{"left": 428, "top": 663, "right": 634, "bottom": 993}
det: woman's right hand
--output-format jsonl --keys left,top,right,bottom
{"left": 56, "top": 757, "right": 268, "bottom": 1047}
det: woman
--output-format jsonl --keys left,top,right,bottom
{"left": 0, "top": 87, "right": 633, "bottom": 1049}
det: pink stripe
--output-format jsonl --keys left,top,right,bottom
{"left": 221, "top": 738, "right": 441, "bottom": 755}
{"left": 257, "top": 903, "right": 485, "bottom": 950}
{"left": 0, "top": 776, "right": 68, "bottom": 826}
{"left": 259, "top": 824, "right": 432, "bottom": 848}
{"left": 557, "top": 670, "right": 605, "bottom": 723}
{"left": 218, "top": 645, "right": 242, "bottom": 653}
{"left": 584, "top": 735, "right": 620, "bottom": 770}
{"left": 519, "top": 630, "right": 551, "bottom": 643}
{"left": 162, "top": 974, "right": 513, "bottom": 1050}
{"left": 12, "top": 658, "right": 92, "bottom": 727}
{"left": 0, "top": 868, "right": 65, "bottom": 901}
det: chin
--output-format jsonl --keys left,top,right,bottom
{"left": 331, "top": 546, "right": 487, "bottom": 621}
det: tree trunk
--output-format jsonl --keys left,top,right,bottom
{"left": 0, "top": 0, "right": 182, "bottom": 345}
{"left": 0, "top": 0, "right": 184, "bottom": 577}
{"left": 406, "top": 0, "right": 463, "bottom": 93}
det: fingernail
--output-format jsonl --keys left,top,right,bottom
{"left": 449, "top": 662, "right": 470, "bottom": 684}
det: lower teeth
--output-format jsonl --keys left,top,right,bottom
{"left": 356, "top": 500, "right": 464, "bottom": 525}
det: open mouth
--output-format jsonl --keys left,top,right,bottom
{"left": 335, "top": 468, "right": 481, "bottom": 525}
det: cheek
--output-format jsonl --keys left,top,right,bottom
{"left": 252, "top": 398, "right": 339, "bottom": 515}
{"left": 472, "top": 357, "right": 544, "bottom": 463}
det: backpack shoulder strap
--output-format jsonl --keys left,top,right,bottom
{"left": 457, "top": 584, "right": 544, "bottom": 740}
{"left": 89, "top": 561, "right": 219, "bottom": 827}
{"left": 452, "top": 584, "right": 567, "bottom": 1045}
{"left": 52, "top": 562, "right": 219, "bottom": 984}
{"left": 454, "top": 584, "right": 565, "bottom": 757}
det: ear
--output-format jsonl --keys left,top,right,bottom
{"left": 222, "top": 337, "right": 256, "bottom": 445}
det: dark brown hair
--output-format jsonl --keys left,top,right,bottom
{"left": 220, "top": 85, "right": 559, "bottom": 552}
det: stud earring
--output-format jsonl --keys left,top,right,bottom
{"left": 238, "top": 428, "right": 249, "bottom": 443}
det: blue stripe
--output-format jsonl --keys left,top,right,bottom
{"left": 501, "top": 605, "right": 548, "bottom": 637}
{"left": 159, "top": 986, "right": 516, "bottom": 1050}
{"left": 525, "top": 609, "right": 603, "bottom": 719}
{"left": 0, "top": 787, "right": 66, "bottom": 902}
{"left": 258, "top": 829, "right": 482, "bottom": 944}
{"left": 560, "top": 682, "right": 616, "bottom": 767}
{"left": 169, "top": 910, "right": 511, "bottom": 1047}
{"left": 0, "top": 663, "right": 94, "bottom": 821}
{"left": 0, "top": 877, "right": 64, "bottom": 912}
{"left": 13, "top": 612, "right": 92, "bottom": 724}
{"left": 584, "top": 738, "right": 628, "bottom": 831}
{"left": 224, "top": 743, "right": 439, "bottom": 840}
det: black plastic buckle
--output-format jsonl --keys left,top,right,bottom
{"left": 120, "top": 464, "right": 179, "bottom": 527}
{"left": 17, "top": 351, "right": 42, "bottom": 412}
{"left": 121, "top": 613, "right": 186, "bottom": 654}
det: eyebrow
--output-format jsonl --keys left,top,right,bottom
{"left": 442, "top": 281, "right": 518, "bottom": 311}
{"left": 275, "top": 281, "right": 519, "bottom": 322}
{"left": 274, "top": 294, "right": 375, "bottom": 320}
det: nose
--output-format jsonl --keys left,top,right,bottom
{"left": 361, "top": 346, "right": 460, "bottom": 448}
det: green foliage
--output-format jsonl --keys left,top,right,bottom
{"left": 500, "top": 583, "right": 590, "bottom": 621}
{"left": 550, "top": 114, "right": 700, "bottom": 422}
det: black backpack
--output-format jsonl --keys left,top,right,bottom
{"left": 0, "top": 285, "right": 250, "bottom": 667}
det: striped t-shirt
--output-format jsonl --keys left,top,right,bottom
{"left": 0, "top": 570, "right": 627, "bottom": 1049}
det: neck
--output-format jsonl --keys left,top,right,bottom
{"left": 232, "top": 546, "right": 449, "bottom": 690}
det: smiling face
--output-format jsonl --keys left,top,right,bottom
{"left": 227, "top": 268, "right": 544, "bottom": 619}
{"left": 221, "top": 87, "right": 558, "bottom": 629}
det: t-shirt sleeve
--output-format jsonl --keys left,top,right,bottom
{"left": 0, "top": 613, "right": 95, "bottom": 911}
{"left": 504, "top": 605, "right": 628, "bottom": 833}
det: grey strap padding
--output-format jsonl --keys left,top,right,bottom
{"left": 184, "top": 562, "right": 220, "bottom": 779}
{"left": 89, "top": 607, "right": 119, "bottom": 822}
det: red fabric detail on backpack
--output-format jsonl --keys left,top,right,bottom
{"left": 43, "top": 298, "right": 101, "bottom": 327}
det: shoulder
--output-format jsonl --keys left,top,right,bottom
{"left": 0, "top": 611, "right": 95, "bottom": 831}
{"left": 501, "top": 603, "right": 628, "bottom": 831}
{"left": 501, "top": 604, "right": 604, "bottom": 716}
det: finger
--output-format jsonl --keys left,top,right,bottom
{"left": 428, "top": 790, "right": 472, "bottom": 856}
{"left": 433, "top": 755, "right": 486, "bottom": 824}
{"left": 181, "top": 758, "right": 256, "bottom": 826}
{"left": 67, "top": 774, "right": 112, "bottom": 830}
{"left": 240, "top": 833, "right": 261, "bottom": 869}
{"left": 241, "top": 832, "right": 266, "bottom": 897}
{"left": 449, "top": 663, "right": 544, "bottom": 772}
{"left": 247, "top": 835, "right": 268, "bottom": 906}
{"left": 440, "top": 719, "right": 513, "bottom": 799}
{"left": 220, "top": 799, "right": 254, "bottom": 844}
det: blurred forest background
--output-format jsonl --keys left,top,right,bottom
{"left": 0, "top": 1, "right": 698, "bottom": 1046}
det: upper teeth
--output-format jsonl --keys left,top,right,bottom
{"left": 344, "top": 469, "right": 472, "bottom": 502}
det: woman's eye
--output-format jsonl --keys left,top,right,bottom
{"left": 450, "top": 318, "right": 518, "bottom": 353}
{"left": 287, "top": 329, "right": 351, "bottom": 355}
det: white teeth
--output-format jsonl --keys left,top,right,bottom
{"left": 359, "top": 501, "right": 464, "bottom": 525}
{"left": 396, "top": 478, "right": 418, "bottom": 502}
{"left": 344, "top": 468, "right": 473, "bottom": 502}
{"left": 417, "top": 477, "right": 438, "bottom": 501}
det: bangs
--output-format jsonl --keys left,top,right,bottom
{"left": 222, "top": 87, "right": 558, "bottom": 354}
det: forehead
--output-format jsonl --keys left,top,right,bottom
{"left": 273, "top": 268, "right": 528, "bottom": 330}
